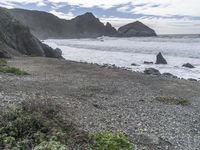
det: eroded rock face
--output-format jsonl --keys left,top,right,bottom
{"left": 0, "top": 8, "right": 62, "bottom": 58}
{"left": 182, "top": 63, "right": 195, "bottom": 68}
{"left": 8, "top": 9, "right": 118, "bottom": 39}
{"left": 118, "top": 21, "right": 157, "bottom": 37}
{"left": 156, "top": 52, "right": 167, "bottom": 64}
{"left": 144, "top": 68, "right": 161, "bottom": 75}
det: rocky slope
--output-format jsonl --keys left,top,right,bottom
{"left": 0, "top": 7, "right": 62, "bottom": 58}
{"left": 118, "top": 21, "right": 157, "bottom": 37}
{"left": 8, "top": 8, "right": 156, "bottom": 39}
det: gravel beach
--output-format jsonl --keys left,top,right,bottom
{"left": 1, "top": 57, "right": 200, "bottom": 150}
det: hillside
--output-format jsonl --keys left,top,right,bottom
{"left": 8, "top": 9, "right": 118, "bottom": 39}
{"left": 8, "top": 8, "right": 156, "bottom": 39}
{"left": 0, "top": 7, "right": 62, "bottom": 58}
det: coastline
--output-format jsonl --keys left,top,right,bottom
{"left": 1, "top": 56, "right": 200, "bottom": 149}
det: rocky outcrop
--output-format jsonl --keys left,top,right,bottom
{"left": 8, "top": 9, "right": 118, "bottom": 39}
{"left": 144, "top": 68, "right": 161, "bottom": 75}
{"left": 0, "top": 8, "right": 62, "bottom": 58}
{"left": 182, "top": 63, "right": 195, "bottom": 68}
{"left": 156, "top": 52, "right": 167, "bottom": 64}
{"left": 118, "top": 21, "right": 157, "bottom": 37}
{"left": 162, "top": 73, "right": 177, "bottom": 79}
{"left": 7, "top": 8, "right": 156, "bottom": 39}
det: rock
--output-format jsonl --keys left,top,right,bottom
{"left": 144, "top": 61, "right": 153, "bottom": 64}
{"left": 182, "top": 63, "right": 195, "bottom": 68}
{"left": 156, "top": 52, "right": 167, "bottom": 64}
{"left": 144, "top": 68, "right": 161, "bottom": 75}
{"left": 188, "top": 78, "right": 197, "bottom": 82}
{"left": 105, "top": 22, "right": 118, "bottom": 36}
{"left": 162, "top": 73, "right": 177, "bottom": 78}
{"left": 118, "top": 21, "right": 157, "bottom": 37}
{"left": 131, "top": 63, "right": 138, "bottom": 66}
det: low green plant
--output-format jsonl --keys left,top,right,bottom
{"left": 0, "top": 59, "right": 7, "bottom": 66}
{"left": 155, "top": 96, "right": 190, "bottom": 106}
{"left": 91, "top": 131, "right": 133, "bottom": 150}
{"left": 0, "top": 59, "right": 29, "bottom": 75}
{"left": 0, "top": 99, "right": 90, "bottom": 149}
{"left": 34, "top": 140, "right": 69, "bottom": 150}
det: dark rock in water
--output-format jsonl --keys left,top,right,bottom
{"left": 144, "top": 68, "right": 161, "bottom": 75}
{"left": 144, "top": 61, "right": 153, "bottom": 64}
{"left": 188, "top": 78, "right": 197, "bottom": 82}
{"left": 131, "top": 63, "right": 138, "bottom": 66}
{"left": 0, "top": 8, "right": 62, "bottom": 58}
{"left": 162, "top": 73, "right": 177, "bottom": 79}
{"left": 118, "top": 21, "right": 157, "bottom": 37}
{"left": 182, "top": 63, "right": 195, "bottom": 68}
{"left": 156, "top": 52, "right": 167, "bottom": 64}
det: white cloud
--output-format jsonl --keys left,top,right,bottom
{"left": 49, "top": 10, "right": 75, "bottom": 19}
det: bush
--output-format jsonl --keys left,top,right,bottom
{"left": 0, "top": 99, "right": 90, "bottom": 149}
{"left": 91, "top": 131, "right": 133, "bottom": 150}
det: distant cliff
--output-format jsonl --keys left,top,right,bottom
{"left": 0, "top": 7, "right": 62, "bottom": 58}
{"left": 8, "top": 9, "right": 118, "bottom": 39}
{"left": 8, "top": 8, "right": 156, "bottom": 39}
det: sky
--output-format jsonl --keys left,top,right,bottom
{"left": 0, "top": 0, "right": 200, "bottom": 34}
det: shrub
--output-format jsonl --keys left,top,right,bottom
{"left": 91, "top": 131, "right": 133, "bottom": 150}
{"left": 0, "top": 99, "right": 90, "bottom": 149}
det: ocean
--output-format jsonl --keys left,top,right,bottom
{"left": 44, "top": 35, "right": 200, "bottom": 80}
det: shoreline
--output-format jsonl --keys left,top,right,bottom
{"left": 1, "top": 56, "right": 200, "bottom": 149}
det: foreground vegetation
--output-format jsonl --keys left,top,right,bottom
{"left": 0, "top": 99, "right": 133, "bottom": 150}
{"left": 0, "top": 59, "right": 28, "bottom": 75}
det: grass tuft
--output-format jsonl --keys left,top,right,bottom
{"left": 0, "top": 59, "right": 29, "bottom": 75}
{"left": 155, "top": 96, "right": 190, "bottom": 106}
{"left": 91, "top": 131, "right": 133, "bottom": 150}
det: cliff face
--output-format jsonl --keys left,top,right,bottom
{"left": 0, "top": 8, "right": 62, "bottom": 58}
{"left": 7, "top": 8, "right": 156, "bottom": 39}
{"left": 118, "top": 21, "right": 157, "bottom": 37}
{"left": 8, "top": 10, "right": 118, "bottom": 39}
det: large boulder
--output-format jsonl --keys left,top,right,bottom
{"left": 118, "top": 21, "right": 157, "bottom": 37}
{"left": 182, "top": 63, "right": 195, "bottom": 68}
{"left": 144, "top": 68, "right": 161, "bottom": 75}
{"left": 156, "top": 52, "right": 167, "bottom": 64}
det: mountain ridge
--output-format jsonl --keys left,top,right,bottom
{"left": 7, "top": 8, "right": 156, "bottom": 39}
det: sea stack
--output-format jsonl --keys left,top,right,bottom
{"left": 118, "top": 21, "right": 157, "bottom": 37}
{"left": 156, "top": 52, "right": 167, "bottom": 64}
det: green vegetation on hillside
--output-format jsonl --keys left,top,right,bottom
{"left": 0, "top": 59, "right": 28, "bottom": 75}
{"left": 0, "top": 99, "right": 133, "bottom": 150}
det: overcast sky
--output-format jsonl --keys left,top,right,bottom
{"left": 1, "top": 0, "right": 200, "bottom": 34}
